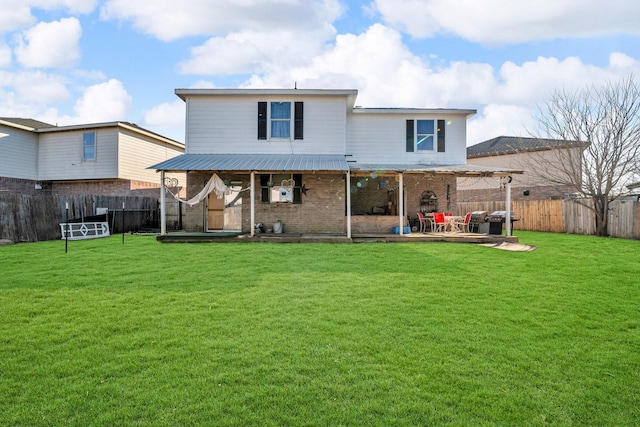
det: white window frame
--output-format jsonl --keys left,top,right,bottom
{"left": 269, "top": 102, "right": 292, "bottom": 140}
{"left": 415, "top": 120, "right": 436, "bottom": 152}
{"left": 83, "top": 132, "right": 96, "bottom": 161}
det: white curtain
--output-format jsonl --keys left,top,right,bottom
{"left": 172, "top": 173, "right": 229, "bottom": 207}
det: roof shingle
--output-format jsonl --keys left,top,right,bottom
{"left": 467, "top": 136, "right": 587, "bottom": 158}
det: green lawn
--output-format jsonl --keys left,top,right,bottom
{"left": 1, "top": 232, "right": 639, "bottom": 426}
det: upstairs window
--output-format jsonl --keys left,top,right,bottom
{"left": 271, "top": 102, "right": 291, "bottom": 138}
{"left": 406, "top": 119, "right": 446, "bottom": 153}
{"left": 83, "top": 132, "right": 96, "bottom": 160}
{"left": 257, "top": 102, "right": 304, "bottom": 140}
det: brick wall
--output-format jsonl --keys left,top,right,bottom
{"left": 51, "top": 180, "right": 164, "bottom": 197}
{"left": 458, "top": 185, "right": 575, "bottom": 203}
{"left": 254, "top": 174, "right": 346, "bottom": 234}
{"left": 0, "top": 177, "right": 51, "bottom": 195}
{"left": 183, "top": 171, "right": 464, "bottom": 233}
{"left": 184, "top": 172, "right": 347, "bottom": 233}
{"left": 403, "top": 174, "right": 458, "bottom": 216}
{"left": 0, "top": 176, "right": 169, "bottom": 198}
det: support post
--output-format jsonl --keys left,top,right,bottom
{"left": 250, "top": 171, "right": 255, "bottom": 237}
{"left": 160, "top": 171, "right": 167, "bottom": 235}
{"left": 122, "top": 201, "right": 125, "bottom": 244}
{"left": 505, "top": 175, "right": 512, "bottom": 237}
{"left": 398, "top": 173, "right": 404, "bottom": 235}
{"left": 65, "top": 202, "right": 69, "bottom": 253}
{"left": 346, "top": 171, "right": 351, "bottom": 238}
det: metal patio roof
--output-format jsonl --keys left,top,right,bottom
{"left": 150, "top": 154, "right": 523, "bottom": 176}
{"left": 348, "top": 163, "right": 523, "bottom": 176}
{"left": 149, "top": 153, "right": 350, "bottom": 172}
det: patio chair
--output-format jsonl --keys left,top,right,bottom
{"left": 432, "top": 212, "right": 446, "bottom": 232}
{"left": 416, "top": 212, "right": 431, "bottom": 233}
{"left": 453, "top": 212, "right": 472, "bottom": 233}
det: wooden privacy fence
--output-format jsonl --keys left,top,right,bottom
{"left": 458, "top": 199, "right": 640, "bottom": 239}
{"left": 0, "top": 194, "right": 168, "bottom": 243}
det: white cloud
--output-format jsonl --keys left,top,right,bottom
{"left": 0, "top": 69, "right": 70, "bottom": 102}
{"left": 0, "top": 1, "right": 96, "bottom": 33}
{"left": 0, "top": 42, "right": 11, "bottom": 67}
{"left": 14, "top": 17, "right": 82, "bottom": 68}
{"left": 372, "top": 0, "right": 640, "bottom": 44}
{"left": 179, "top": 27, "right": 335, "bottom": 76}
{"left": 241, "top": 22, "right": 640, "bottom": 146}
{"left": 100, "top": 0, "right": 344, "bottom": 41}
{"left": 467, "top": 104, "right": 536, "bottom": 145}
{"left": 70, "top": 78, "right": 132, "bottom": 123}
{"left": 142, "top": 99, "right": 185, "bottom": 131}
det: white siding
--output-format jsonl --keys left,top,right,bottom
{"left": 347, "top": 113, "right": 468, "bottom": 165}
{"left": 38, "top": 128, "right": 119, "bottom": 180}
{"left": 185, "top": 95, "right": 348, "bottom": 155}
{"left": 0, "top": 125, "right": 38, "bottom": 179}
{"left": 118, "top": 129, "right": 184, "bottom": 183}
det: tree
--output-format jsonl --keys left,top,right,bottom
{"left": 531, "top": 74, "right": 640, "bottom": 236}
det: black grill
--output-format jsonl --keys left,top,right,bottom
{"left": 488, "top": 211, "right": 519, "bottom": 234}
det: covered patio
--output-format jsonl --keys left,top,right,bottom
{"left": 150, "top": 154, "right": 523, "bottom": 241}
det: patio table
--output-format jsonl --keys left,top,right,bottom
{"left": 445, "top": 215, "right": 464, "bottom": 232}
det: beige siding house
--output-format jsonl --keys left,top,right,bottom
{"left": 0, "top": 118, "right": 184, "bottom": 196}
{"left": 458, "top": 136, "right": 586, "bottom": 202}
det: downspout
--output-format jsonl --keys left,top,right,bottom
{"left": 250, "top": 171, "right": 255, "bottom": 237}
{"left": 505, "top": 175, "right": 512, "bottom": 237}
{"left": 398, "top": 172, "right": 404, "bottom": 235}
{"left": 160, "top": 171, "right": 166, "bottom": 235}
{"left": 346, "top": 170, "right": 351, "bottom": 238}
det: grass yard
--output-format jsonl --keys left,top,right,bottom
{"left": 1, "top": 231, "right": 639, "bottom": 426}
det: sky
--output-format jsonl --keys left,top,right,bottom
{"left": 1, "top": 0, "right": 639, "bottom": 146}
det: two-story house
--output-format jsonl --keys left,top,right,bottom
{"left": 151, "top": 89, "right": 520, "bottom": 236}
{"left": 0, "top": 118, "right": 184, "bottom": 197}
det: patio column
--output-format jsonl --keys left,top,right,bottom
{"left": 398, "top": 172, "right": 404, "bottom": 235}
{"left": 505, "top": 175, "right": 512, "bottom": 237}
{"left": 160, "top": 170, "right": 166, "bottom": 235}
{"left": 250, "top": 171, "right": 255, "bottom": 237}
{"left": 346, "top": 171, "right": 352, "bottom": 238}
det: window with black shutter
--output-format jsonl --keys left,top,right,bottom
{"left": 294, "top": 102, "right": 303, "bottom": 140}
{"left": 437, "top": 119, "right": 445, "bottom": 152}
{"left": 257, "top": 102, "right": 267, "bottom": 140}
{"left": 406, "top": 120, "right": 414, "bottom": 152}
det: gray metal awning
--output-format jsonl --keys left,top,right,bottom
{"left": 348, "top": 163, "right": 523, "bottom": 176}
{"left": 150, "top": 153, "right": 350, "bottom": 172}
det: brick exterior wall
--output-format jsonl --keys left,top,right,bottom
{"left": 0, "top": 177, "right": 52, "bottom": 195}
{"left": 183, "top": 171, "right": 460, "bottom": 233}
{"left": 51, "top": 180, "right": 164, "bottom": 197}
{"left": 0, "top": 176, "right": 168, "bottom": 197}
{"left": 184, "top": 172, "right": 347, "bottom": 233}
{"left": 403, "top": 174, "right": 458, "bottom": 216}
{"left": 458, "top": 184, "right": 576, "bottom": 203}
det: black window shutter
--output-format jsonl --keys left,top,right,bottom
{"left": 437, "top": 119, "right": 445, "bottom": 152}
{"left": 293, "top": 174, "right": 302, "bottom": 203}
{"left": 257, "top": 102, "right": 267, "bottom": 140}
{"left": 406, "top": 120, "right": 414, "bottom": 152}
{"left": 260, "top": 174, "right": 270, "bottom": 202}
{"left": 294, "top": 102, "right": 303, "bottom": 140}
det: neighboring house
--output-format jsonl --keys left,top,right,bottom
{"left": 459, "top": 136, "right": 585, "bottom": 202}
{"left": 151, "top": 89, "right": 520, "bottom": 236}
{"left": 0, "top": 118, "right": 184, "bottom": 196}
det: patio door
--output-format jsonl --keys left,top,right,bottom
{"left": 207, "top": 184, "right": 242, "bottom": 231}
{"left": 207, "top": 193, "right": 224, "bottom": 230}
